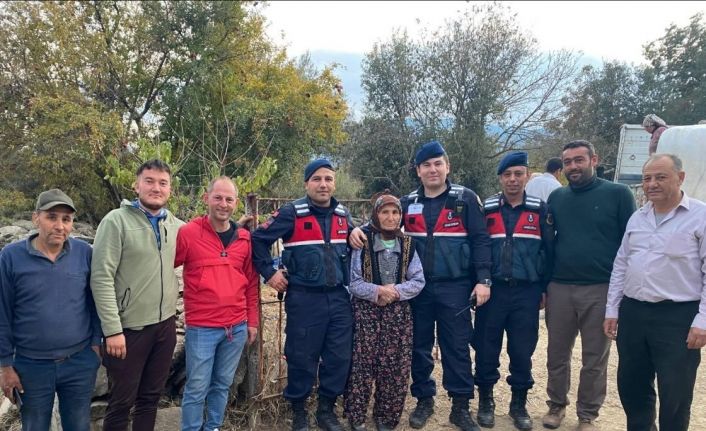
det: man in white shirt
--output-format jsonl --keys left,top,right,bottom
{"left": 525, "top": 157, "right": 562, "bottom": 202}
{"left": 604, "top": 153, "right": 706, "bottom": 431}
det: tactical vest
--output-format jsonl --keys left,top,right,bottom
{"left": 403, "top": 184, "right": 472, "bottom": 281}
{"left": 484, "top": 194, "right": 543, "bottom": 282}
{"left": 282, "top": 198, "right": 350, "bottom": 288}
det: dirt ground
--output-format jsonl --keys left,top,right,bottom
{"left": 261, "top": 317, "right": 706, "bottom": 431}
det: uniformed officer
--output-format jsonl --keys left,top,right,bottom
{"left": 350, "top": 141, "right": 492, "bottom": 431}
{"left": 251, "top": 159, "right": 353, "bottom": 431}
{"left": 472, "top": 152, "right": 554, "bottom": 430}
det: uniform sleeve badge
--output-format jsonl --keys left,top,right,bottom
{"left": 260, "top": 210, "right": 279, "bottom": 229}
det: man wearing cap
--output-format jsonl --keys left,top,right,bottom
{"left": 0, "top": 189, "right": 102, "bottom": 430}
{"left": 472, "top": 152, "right": 554, "bottom": 430}
{"left": 350, "top": 140, "right": 492, "bottom": 431}
{"left": 91, "top": 159, "right": 184, "bottom": 431}
{"left": 252, "top": 159, "right": 354, "bottom": 431}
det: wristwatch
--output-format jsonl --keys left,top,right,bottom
{"left": 481, "top": 279, "right": 493, "bottom": 288}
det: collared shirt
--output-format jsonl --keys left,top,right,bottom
{"left": 349, "top": 234, "right": 425, "bottom": 303}
{"left": 525, "top": 173, "right": 562, "bottom": 202}
{"left": 606, "top": 192, "right": 706, "bottom": 328}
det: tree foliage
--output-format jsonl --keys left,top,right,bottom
{"left": 0, "top": 1, "right": 347, "bottom": 221}
{"left": 545, "top": 13, "right": 706, "bottom": 176}
{"left": 644, "top": 13, "right": 706, "bottom": 123}
{"left": 343, "top": 3, "right": 578, "bottom": 199}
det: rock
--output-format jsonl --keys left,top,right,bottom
{"left": 93, "top": 366, "right": 109, "bottom": 398}
{"left": 154, "top": 407, "right": 181, "bottom": 431}
{"left": 0, "top": 225, "right": 26, "bottom": 237}
{"left": 73, "top": 222, "right": 96, "bottom": 237}
{"left": 92, "top": 407, "right": 181, "bottom": 431}
{"left": 12, "top": 220, "right": 34, "bottom": 231}
{"left": 90, "top": 400, "right": 109, "bottom": 420}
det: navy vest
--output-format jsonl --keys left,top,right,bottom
{"left": 282, "top": 198, "right": 350, "bottom": 288}
{"left": 403, "top": 184, "right": 472, "bottom": 281}
{"left": 484, "top": 194, "right": 544, "bottom": 282}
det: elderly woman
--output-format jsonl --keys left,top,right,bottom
{"left": 643, "top": 113, "right": 669, "bottom": 155}
{"left": 344, "top": 194, "right": 424, "bottom": 431}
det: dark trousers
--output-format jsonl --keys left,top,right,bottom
{"left": 473, "top": 281, "right": 542, "bottom": 390}
{"left": 102, "top": 316, "right": 177, "bottom": 431}
{"left": 283, "top": 286, "right": 353, "bottom": 401}
{"left": 344, "top": 298, "right": 413, "bottom": 428}
{"left": 410, "top": 280, "right": 474, "bottom": 399}
{"left": 617, "top": 297, "right": 701, "bottom": 431}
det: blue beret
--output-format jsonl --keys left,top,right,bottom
{"left": 497, "top": 151, "right": 528, "bottom": 175}
{"left": 304, "top": 158, "right": 334, "bottom": 181}
{"left": 415, "top": 140, "right": 446, "bottom": 166}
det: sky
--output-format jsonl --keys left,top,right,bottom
{"left": 260, "top": 1, "right": 705, "bottom": 111}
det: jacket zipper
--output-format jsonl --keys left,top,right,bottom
{"left": 158, "top": 224, "right": 165, "bottom": 322}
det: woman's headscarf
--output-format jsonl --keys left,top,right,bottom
{"left": 370, "top": 192, "right": 403, "bottom": 238}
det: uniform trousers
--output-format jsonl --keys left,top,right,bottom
{"left": 410, "top": 279, "right": 474, "bottom": 399}
{"left": 283, "top": 285, "right": 353, "bottom": 401}
{"left": 473, "top": 280, "right": 542, "bottom": 390}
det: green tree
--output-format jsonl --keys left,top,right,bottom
{"left": 343, "top": 3, "right": 577, "bottom": 199}
{"left": 644, "top": 13, "right": 706, "bottom": 123}
{"left": 543, "top": 62, "right": 646, "bottom": 174}
{"left": 0, "top": 1, "right": 348, "bottom": 221}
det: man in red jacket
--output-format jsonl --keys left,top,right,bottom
{"left": 175, "top": 176, "right": 260, "bottom": 431}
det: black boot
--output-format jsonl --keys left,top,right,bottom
{"left": 409, "top": 397, "right": 434, "bottom": 429}
{"left": 291, "top": 399, "right": 309, "bottom": 431}
{"left": 477, "top": 386, "right": 496, "bottom": 428}
{"left": 315, "top": 395, "right": 345, "bottom": 431}
{"left": 509, "top": 389, "right": 533, "bottom": 430}
{"left": 449, "top": 397, "right": 481, "bottom": 431}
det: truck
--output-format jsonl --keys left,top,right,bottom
{"left": 614, "top": 123, "right": 706, "bottom": 202}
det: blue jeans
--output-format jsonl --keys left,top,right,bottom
{"left": 181, "top": 323, "right": 248, "bottom": 431}
{"left": 14, "top": 344, "right": 100, "bottom": 431}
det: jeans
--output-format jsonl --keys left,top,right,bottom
{"left": 14, "top": 344, "right": 100, "bottom": 431}
{"left": 181, "top": 323, "right": 248, "bottom": 431}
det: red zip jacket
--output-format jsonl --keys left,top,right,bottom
{"left": 175, "top": 215, "right": 259, "bottom": 329}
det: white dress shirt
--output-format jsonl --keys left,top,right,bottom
{"left": 606, "top": 192, "right": 706, "bottom": 328}
{"left": 525, "top": 173, "right": 562, "bottom": 202}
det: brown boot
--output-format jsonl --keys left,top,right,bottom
{"left": 541, "top": 403, "right": 566, "bottom": 429}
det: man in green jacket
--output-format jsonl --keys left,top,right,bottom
{"left": 91, "top": 159, "right": 184, "bottom": 431}
{"left": 542, "top": 141, "right": 636, "bottom": 431}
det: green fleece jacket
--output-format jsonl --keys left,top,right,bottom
{"left": 91, "top": 200, "right": 184, "bottom": 336}
{"left": 548, "top": 176, "right": 636, "bottom": 285}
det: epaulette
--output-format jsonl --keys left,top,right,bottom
{"left": 524, "top": 195, "right": 542, "bottom": 210}
{"left": 448, "top": 184, "right": 466, "bottom": 199}
{"left": 292, "top": 197, "right": 311, "bottom": 217}
{"left": 483, "top": 194, "right": 502, "bottom": 212}
{"left": 448, "top": 183, "right": 468, "bottom": 214}
{"left": 334, "top": 203, "right": 349, "bottom": 217}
